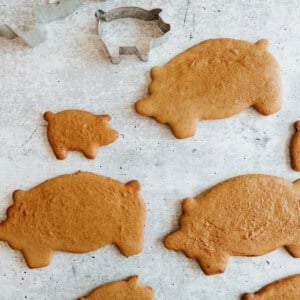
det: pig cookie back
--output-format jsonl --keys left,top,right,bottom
{"left": 135, "top": 38, "right": 282, "bottom": 139}
{"left": 242, "top": 274, "right": 300, "bottom": 300}
{"left": 80, "top": 276, "right": 153, "bottom": 300}
{"left": 164, "top": 174, "right": 300, "bottom": 275}
{"left": 0, "top": 171, "right": 146, "bottom": 268}
{"left": 44, "top": 110, "right": 118, "bottom": 160}
{"left": 290, "top": 121, "right": 300, "bottom": 171}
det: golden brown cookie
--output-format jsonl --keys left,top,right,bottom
{"left": 44, "top": 110, "right": 118, "bottom": 159}
{"left": 164, "top": 174, "right": 300, "bottom": 275}
{"left": 80, "top": 276, "right": 153, "bottom": 300}
{"left": 0, "top": 171, "right": 145, "bottom": 268}
{"left": 135, "top": 38, "right": 282, "bottom": 139}
{"left": 243, "top": 274, "right": 300, "bottom": 300}
{"left": 290, "top": 121, "right": 300, "bottom": 171}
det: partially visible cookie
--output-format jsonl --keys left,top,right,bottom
{"left": 44, "top": 110, "right": 118, "bottom": 159}
{"left": 80, "top": 276, "right": 153, "bottom": 300}
{"left": 164, "top": 174, "right": 300, "bottom": 275}
{"left": 0, "top": 171, "right": 145, "bottom": 268}
{"left": 243, "top": 274, "right": 300, "bottom": 300}
{"left": 290, "top": 121, "right": 300, "bottom": 171}
{"left": 135, "top": 38, "right": 282, "bottom": 139}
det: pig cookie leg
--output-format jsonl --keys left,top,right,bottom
{"left": 196, "top": 251, "right": 229, "bottom": 275}
{"left": 51, "top": 144, "right": 67, "bottom": 160}
{"left": 116, "top": 241, "right": 142, "bottom": 257}
{"left": 253, "top": 96, "right": 281, "bottom": 116}
{"left": 21, "top": 247, "right": 53, "bottom": 268}
{"left": 169, "top": 119, "right": 199, "bottom": 139}
{"left": 82, "top": 146, "right": 97, "bottom": 159}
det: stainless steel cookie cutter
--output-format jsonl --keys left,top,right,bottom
{"left": 95, "top": 7, "right": 171, "bottom": 64}
{"left": 35, "top": 0, "right": 85, "bottom": 24}
{"left": 0, "top": 0, "right": 97, "bottom": 47}
{"left": 0, "top": 23, "right": 46, "bottom": 47}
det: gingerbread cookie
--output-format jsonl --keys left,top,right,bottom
{"left": 44, "top": 110, "right": 118, "bottom": 159}
{"left": 243, "top": 274, "right": 300, "bottom": 300}
{"left": 80, "top": 276, "right": 153, "bottom": 300}
{"left": 135, "top": 38, "right": 282, "bottom": 138}
{"left": 164, "top": 174, "right": 300, "bottom": 275}
{"left": 0, "top": 171, "right": 145, "bottom": 268}
{"left": 290, "top": 121, "right": 300, "bottom": 171}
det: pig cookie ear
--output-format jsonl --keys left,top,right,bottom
{"left": 98, "top": 114, "right": 111, "bottom": 122}
{"left": 128, "top": 275, "right": 139, "bottom": 287}
{"left": 182, "top": 197, "right": 196, "bottom": 213}
{"left": 12, "top": 189, "right": 26, "bottom": 202}
{"left": 126, "top": 180, "right": 141, "bottom": 191}
{"left": 44, "top": 111, "right": 55, "bottom": 122}
{"left": 150, "top": 66, "right": 164, "bottom": 79}
{"left": 294, "top": 121, "right": 300, "bottom": 131}
{"left": 255, "top": 39, "right": 269, "bottom": 50}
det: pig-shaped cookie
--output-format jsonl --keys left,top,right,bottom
{"left": 164, "top": 174, "right": 300, "bottom": 275}
{"left": 44, "top": 110, "right": 118, "bottom": 159}
{"left": 243, "top": 274, "right": 300, "bottom": 300}
{"left": 291, "top": 121, "right": 300, "bottom": 171}
{"left": 136, "top": 38, "right": 282, "bottom": 138}
{"left": 0, "top": 171, "right": 145, "bottom": 268}
{"left": 80, "top": 276, "right": 153, "bottom": 300}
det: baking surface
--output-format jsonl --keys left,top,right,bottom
{"left": 0, "top": 0, "right": 300, "bottom": 299}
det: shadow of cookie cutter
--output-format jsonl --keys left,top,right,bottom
{"left": 95, "top": 7, "right": 171, "bottom": 64}
{"left": 0, "top": 0, "right": 104, "bottom": 47}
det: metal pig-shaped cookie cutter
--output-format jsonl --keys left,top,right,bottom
{"left": 95, "top": 7, "right": 171, "bottom": 64}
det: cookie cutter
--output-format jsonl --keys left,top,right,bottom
{"left": 0, "top": 24, "right": 46, "bottom": 47}
{"left": 95, "top": 7, "right": 171, "bottom": 64}
{"left": 0, "top": 0, "right": 99, "bottom": 47}
{"left": 35, "top": 0, "right": 85, "bottom": 24}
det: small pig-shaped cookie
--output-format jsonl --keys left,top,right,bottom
{"left": 80, "top": 276, "right": 153, "bottom": 300}
{"left": 0, "top": 171, "right": 145, "bottom": 268}
{"left": 243, "top": 274, "right": 300, "bottom": 300}
{"left": 44, "top": 110, "right": 118, "bottom": 159}
{"left": 164, "top": 174, "right": 300, "bottom": 275}
{"left": 136, "top": 38, "right": 282, "bottom": 138}
{"left": 291, "top": 121, "right": 300, "bottom": 171}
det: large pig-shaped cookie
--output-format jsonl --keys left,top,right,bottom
{"left": 0, "top": 171, "right": 145, "bottom": 268}
{"left": 164, "top": 174, "right": 300, "bottom": 275}
{"left": 80, "top": 276, "right": 153, "bottom": 300}
{"left": 290, "top": 121, "right": 300, "bottom": 171}
{"left": 243, "top": 274, "right": 300, "bottom": 300}
{"left": 136, "top": 38, "right": 282, "bottom": 138}
{"left": 44, "top": 110, "right": 118, "bottom": 159}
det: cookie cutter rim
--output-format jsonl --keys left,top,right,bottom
{"left": 95, "top": 7, "right": 171, "bottom": 64}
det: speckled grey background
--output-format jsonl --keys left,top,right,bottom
{"left": 0, "top": 0, "right": 300, "bottom": 299}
